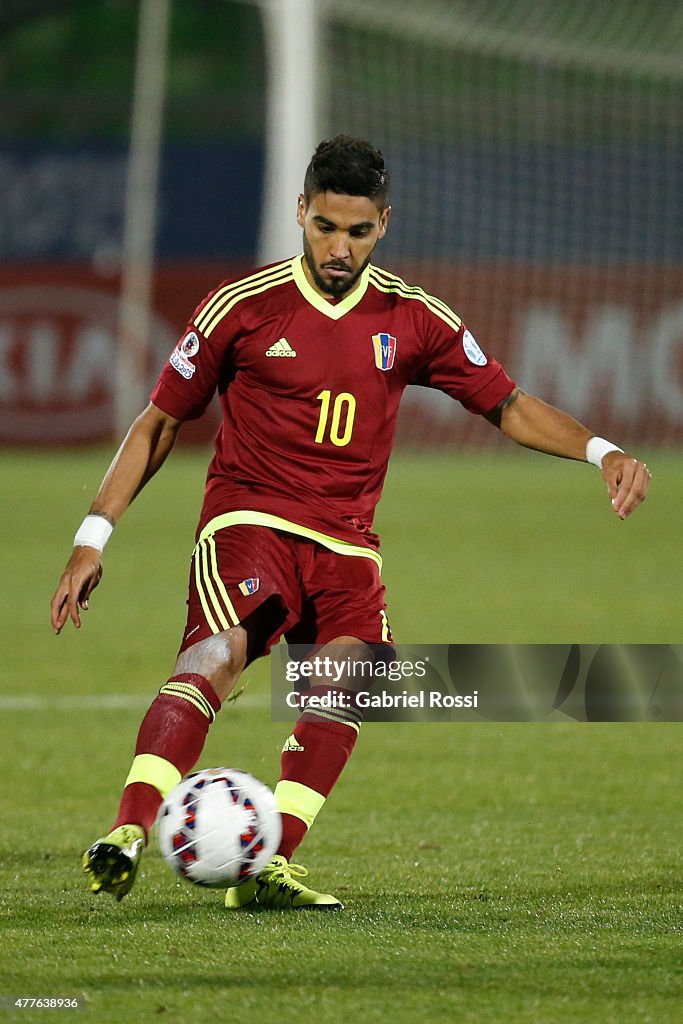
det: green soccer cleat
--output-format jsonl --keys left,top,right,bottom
{"left": 225, "top": 855, "right": 344, "bottom": 911}
{"left": 82, "top": 824, "right": 146, "bottom": 902}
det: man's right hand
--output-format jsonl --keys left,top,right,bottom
{"left": 51, "top": 547, "right": 104, "bottom": 634}
{"left": 48, "top": 404, "right": 182, "bottom": 636}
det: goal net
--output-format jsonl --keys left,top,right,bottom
{"left": 316, "top": 0, "right": 683, "bottom": 447}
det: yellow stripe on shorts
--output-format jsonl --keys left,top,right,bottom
{"left": 198, "top": 510, "right": 382, "bottom": 571}
{"left": 207, "top": 535, "right": 240, "bottom": 626}
{"left": 192, "top": 538, "right": 240, "bottom": 635}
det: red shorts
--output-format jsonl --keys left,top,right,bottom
{"left": 179, "top": 524, "right": 392, "bottom": 661}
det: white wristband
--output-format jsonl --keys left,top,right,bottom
{"left": 586, "top": 436, "right": 623, "bottom": 468}
{"left": 73, "top": 515, "right": 114, "bottom": 552}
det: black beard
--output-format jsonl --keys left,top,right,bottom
{"left": 302, "top": 234, "right": 370, "bottom": 297}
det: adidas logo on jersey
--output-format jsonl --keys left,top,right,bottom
{"left": 266, "top": 338, "right": 297, "bottom": 357}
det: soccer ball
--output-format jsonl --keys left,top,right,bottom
{"left": 157, "top": 767, "right": 281, "bottom": 888}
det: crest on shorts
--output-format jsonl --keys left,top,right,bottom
{"left": 238, "top": 577, "right": 260, "bottom": 596}
{"left": 372, "top": 333, "right": 397, "bottom": 371}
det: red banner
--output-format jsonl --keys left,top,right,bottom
{"left": 0, "top": 265, "right": 228, "bottom": 446}
{"left": 1, "top": 263, "right": 681, "bottom": 446}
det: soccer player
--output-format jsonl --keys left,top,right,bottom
{"left": 50, "top": 135, "right": 651, "bottom": 910}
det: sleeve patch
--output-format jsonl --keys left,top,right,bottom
{"left": 170, "top": 331, "right": 200, "bottom": 379}
{"left": 462, "top": 329, "right": 488, "bottom": 366}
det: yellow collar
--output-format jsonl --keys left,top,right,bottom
{"left": 292, "top": 255, "right": 370, "bottom": 320}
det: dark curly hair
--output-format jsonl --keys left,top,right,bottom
{"left": 303, "top": 135, "right": 390, "bottom": 208}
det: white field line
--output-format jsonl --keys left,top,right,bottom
{"left": 0, "top": 693, "right": 272, "bottom": 711}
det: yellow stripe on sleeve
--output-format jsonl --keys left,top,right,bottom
{"left": 194, "top": 260, "right": 293, "bottom": 334}
{"left": 368, "top": 266, "right": 462, "bottom": 333}
{"left": 196, "top": 264, "right": 294, "bottom": 338}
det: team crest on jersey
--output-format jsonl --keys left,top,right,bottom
{"left": 238, "top": 577, "right": 260, "bottom": 596}
{"left": 170, "top": 331, "right": 200, "bottom": 379}
{"left": 372, "top": 333, "right": 397, "bottom": 371}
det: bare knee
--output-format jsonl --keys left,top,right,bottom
{"left": 315, "top": 635, "right": 380, "bottom": 693}
{"left": 318, "top": 636, "right": 373, "bottom": 658}
{"left": 173, "top": 626, "right": 248, "bottom": 704}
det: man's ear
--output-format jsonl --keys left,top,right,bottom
{"left": 378, "top": 205, "right": 391, "bottom": 239}
{"left": 296, "top": 194, "right": 306, "bottom": 227}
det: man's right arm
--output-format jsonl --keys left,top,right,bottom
{"left": 50, "top": 402, "right": 183, "bottom": 635}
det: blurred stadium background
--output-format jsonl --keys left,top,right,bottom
{"left": 1, "top": 0, "right": 682, "bottom": 450}
{"left": 2, "top": 11, "right": 683, "bottom": 1018}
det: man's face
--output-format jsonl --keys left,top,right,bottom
{"left": 297, "top": 191, "right": 390, "bottom": 298}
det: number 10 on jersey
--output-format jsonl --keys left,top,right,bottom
{"left": 315, "top": 390, "right": 357, "bottom": 447}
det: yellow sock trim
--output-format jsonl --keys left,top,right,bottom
{"left": 274, "top": 780, "right": 326, "bottom": 829}
{"left": 124, "top": 754, "right": 181, "bottom": 798}
{"left": 159, "top": 682, "right": 215, "bottom": 722}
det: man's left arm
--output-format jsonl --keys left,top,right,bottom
{"left": 484, "top": 387, "right": 652, "bottom": 520}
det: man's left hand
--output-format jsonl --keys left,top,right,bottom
{"left": 602, "top": 452, "right": 652, "bottom": 520}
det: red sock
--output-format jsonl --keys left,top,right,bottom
{"left": 276, "top": 705, "right": 360, "bottom": 860}
{"left": 114, "top": 673, "right": 221, "bottom": 839}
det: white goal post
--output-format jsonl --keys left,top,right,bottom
{"left": 115, "top": 0, "right": 170, "bottom": 437}
{"left": 257, "top": 0, "right": 320, "bottom": 265}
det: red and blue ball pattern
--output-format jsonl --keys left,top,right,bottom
{"left": 169, "top": 774, "right": 265, "bottom": 885}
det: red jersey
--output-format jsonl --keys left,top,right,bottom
{"left": 151, "top": 256, "right": 515, "bottom": 554}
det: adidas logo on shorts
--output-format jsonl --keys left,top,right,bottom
{"left": 266, "top": 338, "right": 297, "bottom": 357}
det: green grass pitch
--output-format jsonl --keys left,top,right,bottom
{"left": 1, "top": 446, "right": 682, "bottom": 1022}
